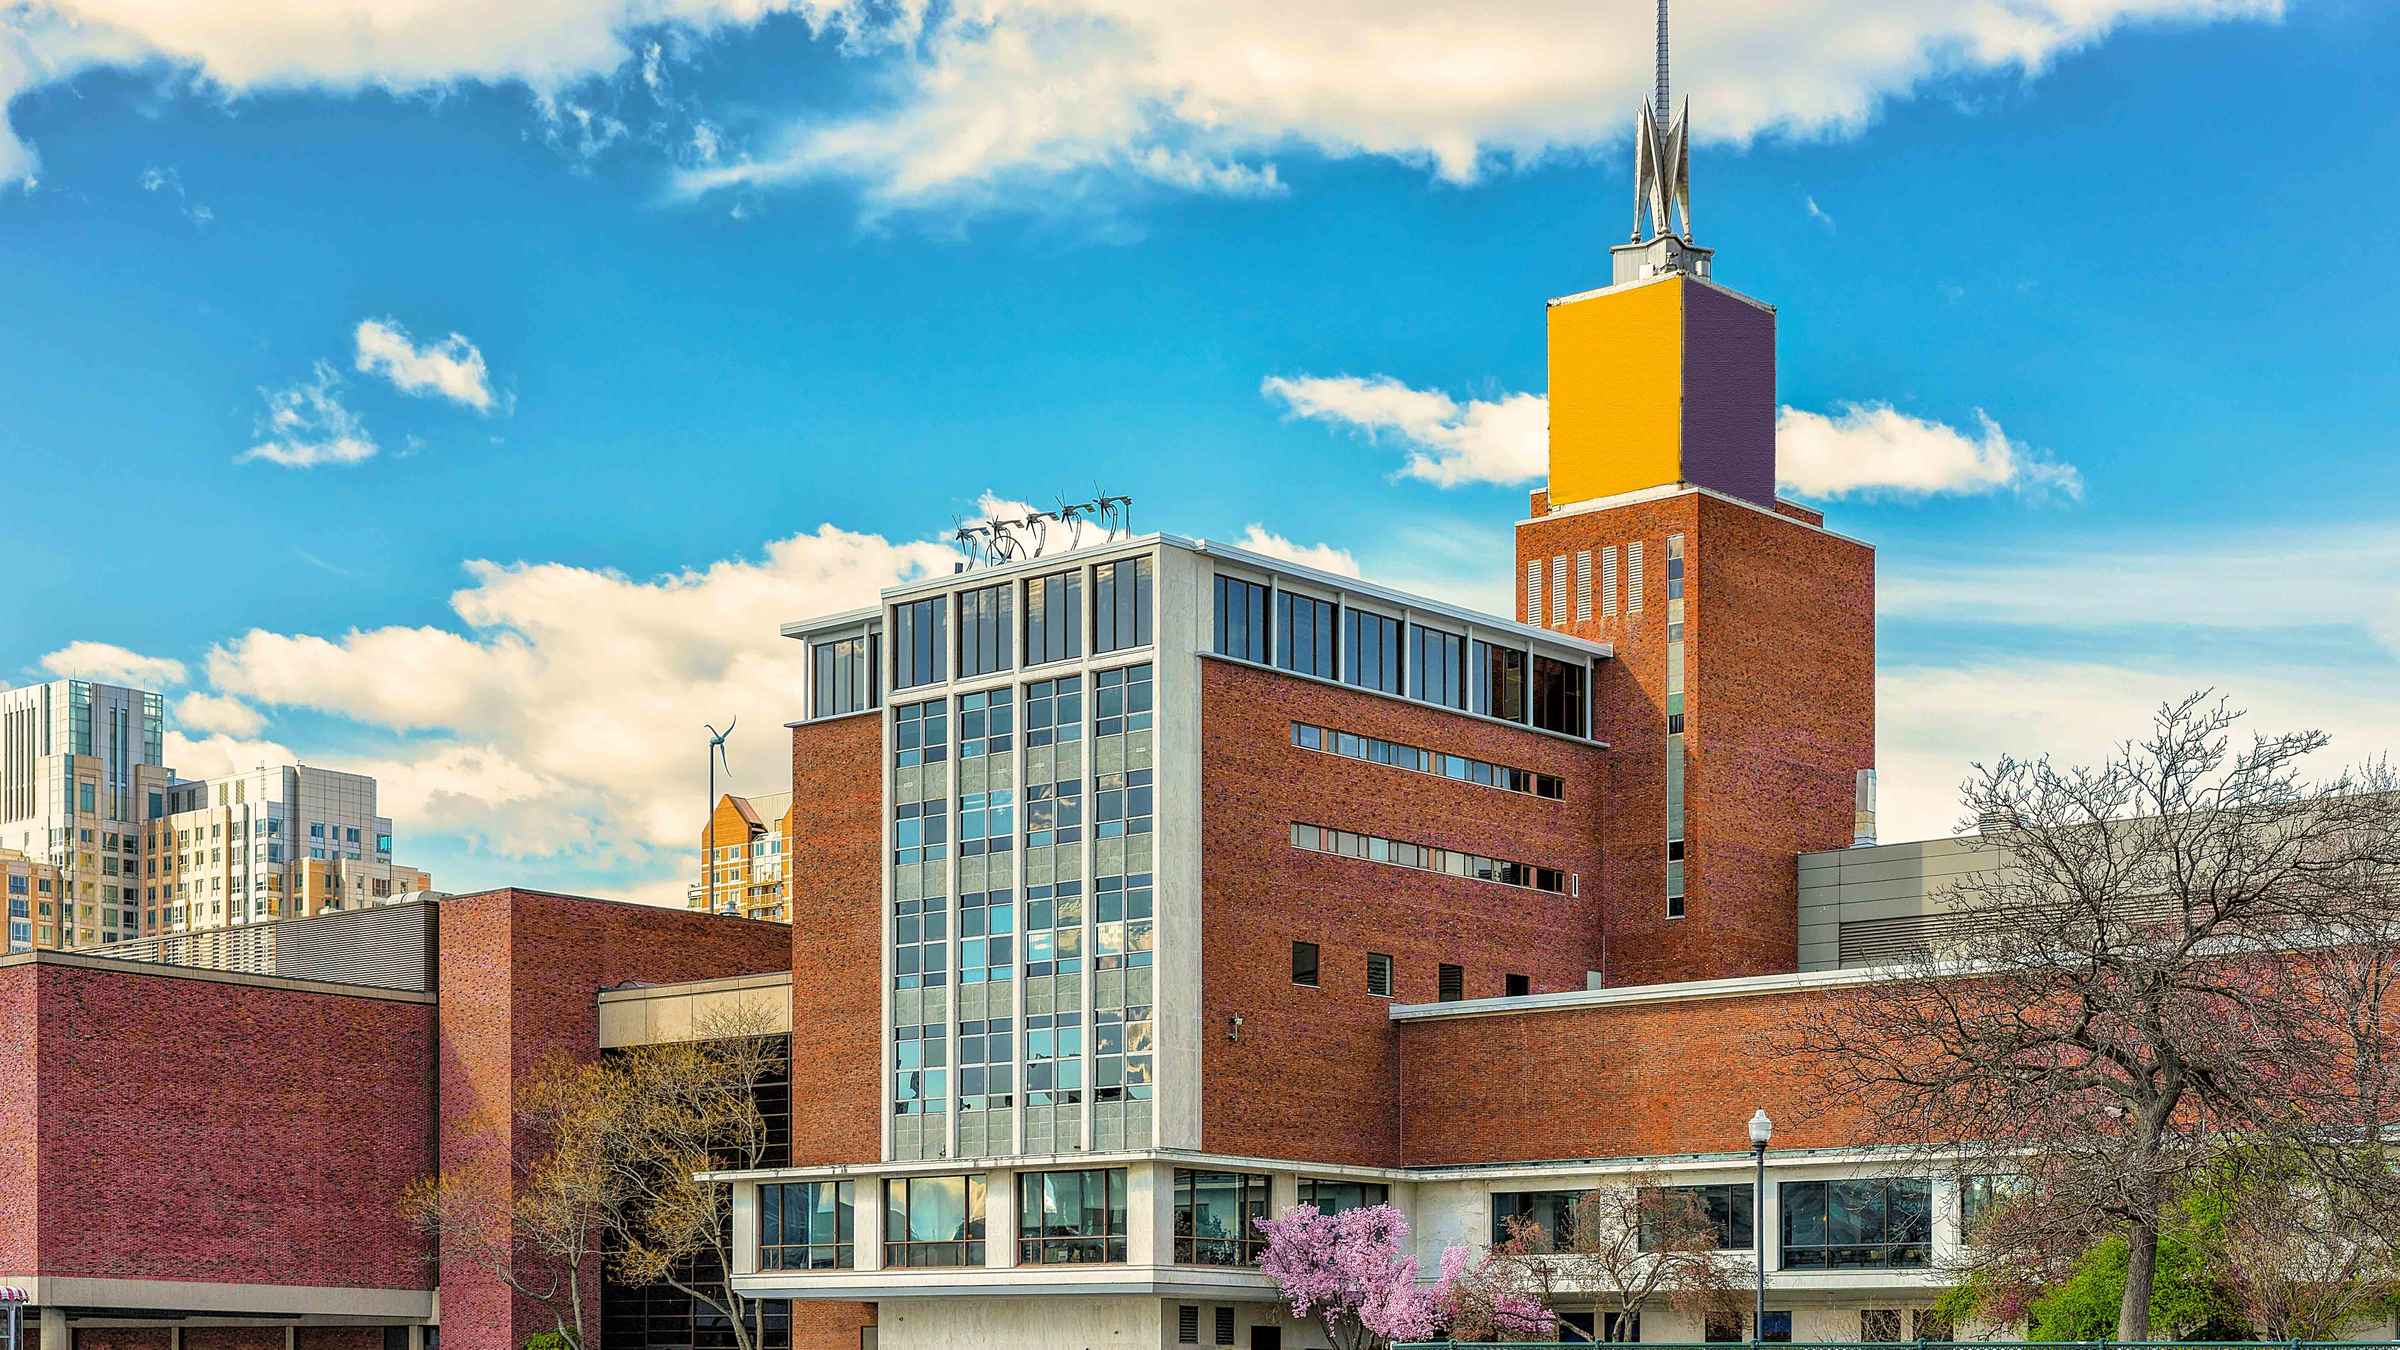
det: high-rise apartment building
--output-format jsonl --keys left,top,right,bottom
{"left": 692, "top": 791, "right": 798, "bottom": 923}
{"left": 138, "top": 763, "right": 433, "bottom": 937}
{"left": 0, "top": 678, "right": 174, "bottom": 948}
{"left": 1, "top": 847, "right": 63, "bottom": 952}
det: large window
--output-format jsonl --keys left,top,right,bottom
{"left": 1530, "top": 654, "right": 1587, "bottom": 736}
{"left": 1018, "top": 1168, "right": 1130, "bottom": 1264}
{"left": 761, "top": 1181, "right": 854, "bottom": 1270}
{"left": 1276, "top": 591, "right": 1337, "bottom": 678}
{"left": 1215, "top": 575, "right": 1270, "bottom": 663}
{"left": 1301, "top": 1180, "right": 1389, "bottom": 1216}
{"left": 1093, "top": 556, "right": 1154, "bottom": 654}
{"left": 1025, "top": 570, "right": 1083, "bottom": 665}
{"left": 1493, "top": 1190, "right": 1587, "bottom": 1250}
{"left": 1639, "top": 1184, "right": 1753, "bottom": 1251}
{"left": 1290, "top": 721, "right": 1563, "bottom": 799}
{"left": 892, "top": 596, "right": 947, "bottom": 690}
{"left": 957, "top": 582, "right": 1013, "bottom": 678}
{"left": 1174, "top": 1170, "right": 1270, "bottom": 1266}
{"left": 1779, "top": 1178, "right": 1932, "bottom": 1270}
{"left": 1344, "top": 608, "right": 1404, "bottom": 695}
{"left": 1960, "top": 1174, "right": 2026, "bottom": 1235}
{"left": 956, "top": 689, "right": 1014, "bottom": 857}
{"left": 885, "top": 1175, "right": 986, "bottom": 1268}
{"left": 1471, "top": 641, "right": 1527, "bottom": 723}
{"left": 1411, "top": 624, "right": 1467, "bottom": 710}
{"left": 812, "top": 634, "right": 878, "bottom": 718}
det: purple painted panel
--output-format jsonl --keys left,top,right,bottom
{"left": 1679, "top": 282, "right": 1777, "bottom": 508}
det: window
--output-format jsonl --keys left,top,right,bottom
{"left": 1492, "top": 1190, "right": 1586, "bottom": 1250}
{"left": 1093, "top": 556, "right": 1154, "bottom": 653}
{"left": 1530, "top": 654, "right": 1587, "bottom": 736}
{"left": 892, "top": 596, "right": 947, "bottom": 690}
{"left": 957, "top": 1013, "right": 1014, "bottom": 1110}
{"left": 956, "top": 689, "right": 1015, "bottom": 858}
{"left": 1276, "top": 591, "right": 1337, "bottom": 678}
{"left": 1291, "top": 941, "right": 1319, "bottom": 987}
{"left": 1343, "top": 608, "right": 1403, "bottom": 695}
{"left": 1704, "top": 1313, "right": 1745, "bottom": 1343}
{"left": 885, "top": 1175, "right": 986, "bottom": 1267}
{"left": 1437, "top": 963, "right": 1464, "bottom": 1002}
{"left": 1472, "top": 640, "right": 1527, "bottom": 723}
{"left": 1025, "top": 569, "right": 1083, "bottom": 665}
{"left": 761, "top": 1180, "right": 854, "bottom": 1270}
{"left": 1300, "top": 1180, "right": 1389, "bottom": 1216}
{"left": 1410, "top": 624, "right": 1466, "bottom": 710}
{"left": 1365, "top": 951, "right": 1394, "bottom": 998}
{"left": 1288, "top": 721, "right": 1562, "bottom": 800}
{"left": 1961, "top": 1174, "right": 2027, "bottom": 1235}
{"left": 1639, "top": 1184, "right": 1754, "bottom": 1251}
{"left": 956, "top": 582, "right": 1014, "bottom": 678}
{"left": 1214, "top": 575, "right": 1270, "bottom": 662}
{"left": 1291, "top": 822, "right": 1567, "bottom": 895}
{"left": 1173, "top": 1170, "right": 1270, "bottom": 1266}
{"left": 1858, "top": 1310, "right": 1902, "bottom": 1343}
{"left": 1017, "top": 1168, "right": 1129, "bottom": 1264}
{"left": 958, "top": 889, "right": 1015, "bottom": 986}
{"left": 1505, "top": 973, "right": 1531, "bottom": 998}
{"left": 1779, "top": 1178, "right": 1932, "bottom": 1270}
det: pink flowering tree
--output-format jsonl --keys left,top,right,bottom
{"left": 1255, "top": 1204, "right": 1553, "bottom": 1349}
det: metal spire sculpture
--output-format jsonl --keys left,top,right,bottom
{"left": 1631, "top": 0, "right": 1692, "bottom": 244}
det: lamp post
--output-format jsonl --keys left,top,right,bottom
{"left": 1748, "top": 1109, "right": 1773, "bottom": 1344}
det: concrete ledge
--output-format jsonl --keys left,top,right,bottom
{"left": 12, "top": 1274, "right": 435, "bottom": 1320}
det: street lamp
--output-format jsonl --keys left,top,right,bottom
{"left": 1748, "top": 1109, "right": 1773, "bottom": 1344}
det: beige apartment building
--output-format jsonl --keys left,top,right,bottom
{"left": 139, "top": 763, "right": 434, "bottom": 936}
{"left": 1, "top": 678, "right": 176, "bottom": 948}
{"left": 688, "top": 791, "right": 795, "bottom": 923}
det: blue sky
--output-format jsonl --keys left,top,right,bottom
{"left": 5, "top": 0, "right": 2397, "bottom": 901}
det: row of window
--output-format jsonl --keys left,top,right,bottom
{"left": 1291, "top": 941, "right": 1530, "bottom": 1001}
{"left": 1214, "top": 575, "right": 1592, "bottom": 737}
{"left": 761, "top": 1167, "right": 1375, "bottom": 1272}
{"left": 1288, "top": 722, "right": 1564, "bottom": 799}
{"left": 886, "top": 557, "right": 1157, "bottom": 696}
{"left": 1494, "top": 1177, "right": 1935, "bottom": 1270}
{"left": 1290, "top": 823, "right": 1569, "bottom": 894}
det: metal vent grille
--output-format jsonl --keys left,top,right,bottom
{"left": 1601, "top": 546, "right": 1619, "bottom": 617}
{"left": 1627, "top": 541, "right": 1646, "bottom": 612}
{"left": 1574, "top": 551, "right": 1593, "bottom": 621}
{"left": 86, "top": 901, "right": 437, "bottom": 992}
{"left": 1525, "top": 560, "right": 1543, "bottom": 626}
{"left": 1550, "top": 556, "right": 1568, "bottom": 625}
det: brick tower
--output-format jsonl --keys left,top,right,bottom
{"left": 1518, "top": 35, "right": 1875, "bottom": 985}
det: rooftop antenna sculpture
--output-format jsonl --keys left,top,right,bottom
{"left": 951, "top": 518, "right": 992, "bottom": 572}
{"left": 1056, "top": 496, "right": 1097, "bottom": 550}
{"left": 703, "top": 719, "right": 736, "bottom": 917}
{"left": 986, "top": 515, "right": 1027, "bottom": 564}
{"left": 1020, "top": 508, "right": 1057, "bottom": 557}
{"left": 1632, "top": 0, "right": 1693, "bottom": 244}
{"left": 1095, "top": 492, "right": 1133, "bottom": 541}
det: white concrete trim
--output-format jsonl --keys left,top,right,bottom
{"left": 0, "top": 950, "right": 436, "bottom": 1004}
{"left": 11, "top": 1274, "right": 434, "bottom": 1320}
{"left": 733, "top": 1262, "right": 1278, "bottom": 1302}
{"left": 597, "top": 970, "right": 794, "bottom": 1002}
{"left": 1520, "top": 483, "right": 1875, "bottom": 552}
{"left": 1388, "top": 961, "right": 1905, "bottom": 1022}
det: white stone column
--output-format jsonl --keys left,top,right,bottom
{"left": 731, "top": 1181, "right": 762, "bottom": 1277}
{"left": 987, "top": 1166, "right": 1019, "bottom": 1269}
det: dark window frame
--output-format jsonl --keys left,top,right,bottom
{"left": 1275, "top": 591, "right": 1337, "bottom": 678}
{"left": 1024, "top": 569, "right": 1084, "bottom": 666}
{"left": 884, "top": 1174, "right": 988, "bottom": 1268}
{"left": 1214, "top": 575, "right": 1271, "bottom": 663}
{"left": 1343, "top": 607, "right": 1405, "bottom": 696}
{"left": 1291, "top": 940, "right": 1320, "bottom": 988}
{"left": 1016, "top": 1167, "right": 1130, "bottom": 1265}
{"left": 1778, "top": 1177, "right": 1933, "bottom": 1271}
{"left": 760, "top": 1179, "right": 856, "bottom": 1271}
{"left": 1093, "top": 556, "right": 1155, "bottom": 655}
{"left": 1172, "top": 1169, "right": 1271, "bottom": 1266}
{"left": 956, "top": 582, "right": 1014, "bottom": 679}
{"left": 891, "top": 596, "right": 948, "bottom": 691}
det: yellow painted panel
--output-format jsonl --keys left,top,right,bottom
{"left": 1546, "top": 275, "right": 1684, "bottom": 508}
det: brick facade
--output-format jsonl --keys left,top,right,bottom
{"left": 434, "top": 888, "right": 796, "bottom": 1350}
{"left": 785, "top": 712, "right": 885, "bottom": 1169}
{"left": 1516, "top": 490, "right": 1872, "bottom": 986}
{"left": 1197, "top": 659, "right": 1612, "bottom": 1165}
{"left": 1395, "top": 985, "right": 1879, "bottom": 1166}
{"left": 0, "top": 959, "right": 435, "bottom": 1291}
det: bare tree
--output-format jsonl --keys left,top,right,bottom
{"left": 1794, "top": 693, "right": 2400, "bottom": 1341}
{"left": 599, "top": 1007, "right": 786, "bottom": 1350}
{"left": 400, "top": 1061, "right": 620, "bottom": 1350}
{"left": 2203, "top": 1147, "right": 2400, "bottom": 1340}
{"left": 1501, "top": 1177, "right": 1747, "bottom": 1342}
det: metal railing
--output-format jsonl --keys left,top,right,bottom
{"left": 1397, "top": 1342, "right": 2400, "bottom": 1350}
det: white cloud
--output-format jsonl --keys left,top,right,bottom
{"left": 1265, "top": 373, "right": 2081, "bottom": 502}
{"left": 199, "top": 522, "right": 956, "bottom": 872}
{"left": 1262, "top": 374, "right": 1546, "bottom": 488}
{"left": 354, "top": 318, "right": 499, "bottom": 413}
{"left": 1804, "top": 194, "right": 1834, "bottom": 230}
{"left": 1883, "top": 522, "right": 2400, "bottom": 657}
{"left": 1776, "top": 403, "right": 2081, "bottom": 500}
{"left": 39, "top": 641, "right": 187, "bottom": 688}
{"left": 163, "top": 730, "right": 301, "bottom": 781}
{"left": 672, "top": 0, "right": 2282, "bottom": 210}
{"left": 1233, "top": 525, "right": 1360, "bottom": 577}
{"left": 172, "top": 692, "right": 265, "bottom": 738}
{"left": 242, "top": 361, "right": 378, "bottom": 468}
{"left": 1877, "top": 659, "right": 2400, "bottom": 846}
